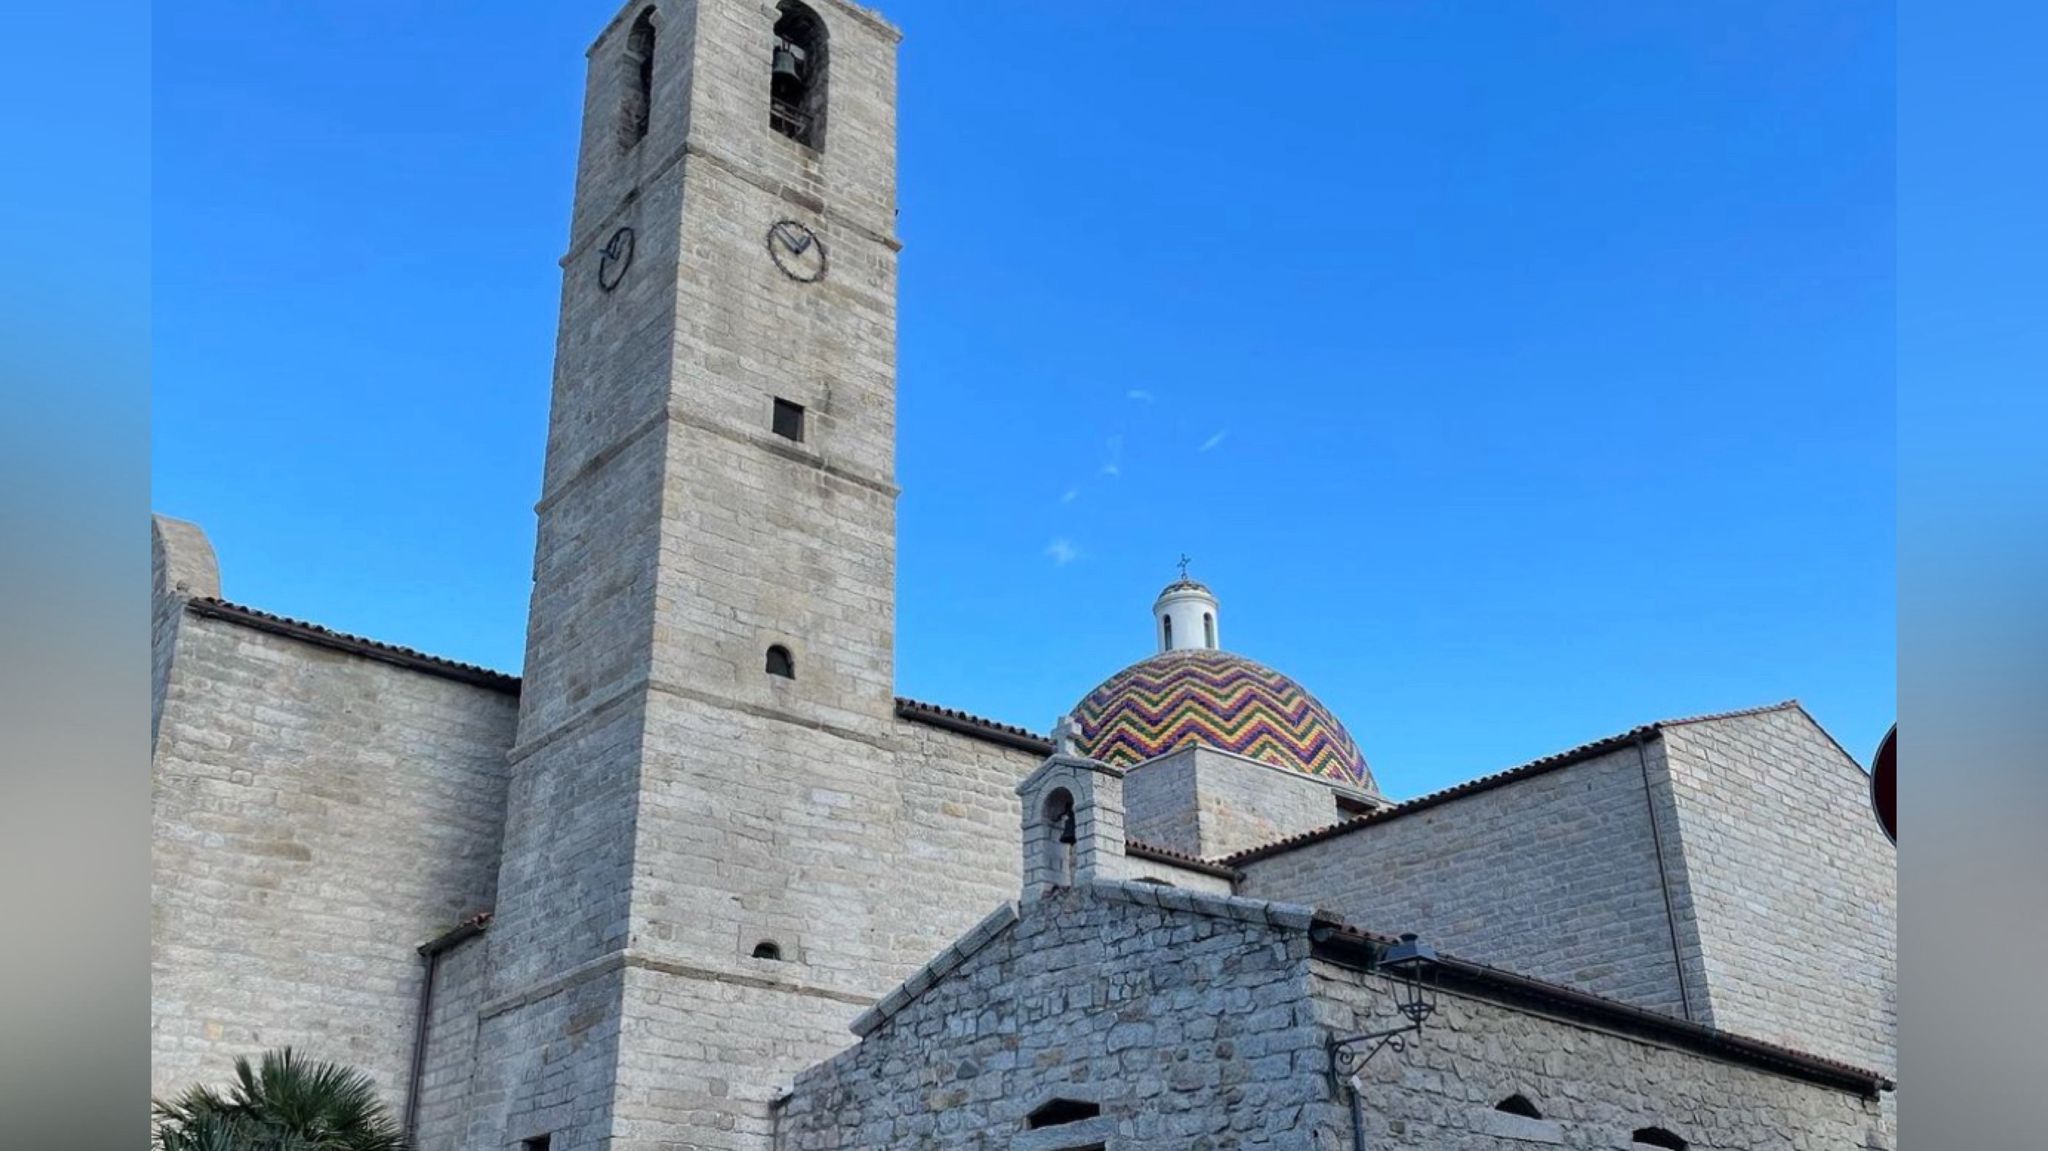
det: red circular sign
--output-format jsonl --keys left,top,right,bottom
{"left": 1871, "top": 724, "right": 1896, "bottom": 844}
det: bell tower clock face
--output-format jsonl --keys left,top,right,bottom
{"left": 597, "top": 226, "right": 635, "bottom": 292}
{"left": 766, "top": 219, "right": 828, "bottom": 283}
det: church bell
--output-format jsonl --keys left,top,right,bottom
{"left": 772, "top": 40, "right": 805, "bottom": 86}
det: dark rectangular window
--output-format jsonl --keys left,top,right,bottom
{"left": 522, "top": 1137, "right": 551, "bottom": 1151}
{"left": 1026, "top": 1099, "right": 1101, "bottom": 1128}
{"left": 772, "top": 397, "right": 806, "bottom": 442}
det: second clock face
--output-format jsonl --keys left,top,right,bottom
{"left": 767, "top": 219, "right": 828, "bottom": 283}
{"left": 598, "top": 226, "right": 635, "bottom": 292}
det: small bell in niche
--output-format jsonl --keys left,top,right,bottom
{"left": 772, "top": 38, "right": 807, "bottom": 100}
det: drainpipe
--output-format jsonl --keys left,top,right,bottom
{"left": 1633, "top": 733, "right": 1695, "bottom": 1021}
{"left": 402, "top": 911, "right": 492, "bottom": 1143}
{"left": 1347, "top": 1079, "right": 1368, "bottom": 1151}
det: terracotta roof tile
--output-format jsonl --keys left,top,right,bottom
{"left": 184, "top": 597, "right": 521, "bottom": 694}
{"left": 1123, "top": 838, "right": 1242, "bottom": 879}
{"left": 1222, "top": 702, "right": 1804, "bottom": 865}
{"left": 1309, "top": 915, "right": 1891, "bottom": 1096}
{"left": 893, "top": 696, "right": 1052, "bottom": 753}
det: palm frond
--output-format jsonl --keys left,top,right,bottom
{"left": 152, "top": 1048, "right": 411, "bottom": 1151}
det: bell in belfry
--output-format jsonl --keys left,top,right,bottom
{"left": 772, "top": 37, "right": 807, "bottom": 95}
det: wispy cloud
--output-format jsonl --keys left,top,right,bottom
{"left": 1199, "top": 431, "right": 1229, "bottom": 452}
{"left": 1126, "top": 389, "right": 1155, "bottom": 403}
{"left": 1045, "top": 538, "right": 1079, "bottom": 566}
{"left": 1061, "top": 488, "right": 1080, "bottom": 504}
{"left": 1102, "top": 435, "right": 1124, "bottom": 477}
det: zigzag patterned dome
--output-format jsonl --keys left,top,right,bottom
{"left": 1071, "top": 647, "right": 1374, "bottom": 790}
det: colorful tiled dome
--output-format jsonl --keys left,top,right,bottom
{"left": 1070, "top": 648, "right": 1373, "bottom": 790}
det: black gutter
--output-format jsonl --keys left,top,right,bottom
{"left": 402, "top": 911, "right": 493, "bottom": 1142}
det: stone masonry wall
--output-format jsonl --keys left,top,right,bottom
{"left": 412, "top": 936, "right": 490, "bottom": 1151}
{"left": 1124, "top": 748, "right": 1347, "bottom": 861}
{"left": 1121, "top": 855, "right": 1235, "bottom": 895}
{"left": 776, "top": 884, "right": 1328, "bottom": 1150}
{"left": 1122, "top": 749, "right": 1200, "bottom": 854}
{"left": 1192, "top": 747, "right": 1346, "bottom": 859}
{"left": 776, "top": 883, "right": 1886, "bottom": 1151}
{"left": 150, "top": 612, "right": 517, "bottom": 1108}
{"left": 1658, "top": 709, "right": 1897, "bottom": 1078}
{"left": 151, "top": 515, "right": 218, "bottom": 747}
{"left": 1239, "top": 743, "right": 1699, "bottom": 1017}
{"left": 464, "top": 964, "right": 628, "bottom": 1151}
{"left": 1312, "top": 959, "right": 1890, "bottom": 1150}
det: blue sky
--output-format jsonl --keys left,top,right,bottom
{"left": 153, "top": 2, "right": 1893, "bottom": 799}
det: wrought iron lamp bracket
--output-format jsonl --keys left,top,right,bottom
{"left": 1327, "top": 1021, "right": 1421, "bottom": 1088}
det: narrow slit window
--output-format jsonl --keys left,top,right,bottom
{"left": 772, "top": 397, "right": 805, "bottom": 442}
{"left": 1203, "top": 611, "right": 1215, "bottom": 648}
{"left": 1632, "top": 1128, "right": 1687, "bottom": 1150}
{"left": 1162, "top": 616, "right": 1173, "bottom": 649}
{"left": 766, "top": 645, "right": 795, "bottom": 678}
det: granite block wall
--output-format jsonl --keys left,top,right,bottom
{"left": 776, "top": 885, "right": 1328, "bottom": 1150}
{"left": 413, "top": 936, "right": 491, "bottom": 1151}
{"left": 463, "top": 963, "right": 628, "bottom": 1151}
{"left": 151, "top": 515, "right": 218, "bottom": 746}
{"left": 1238, "top": 742, "right": 1700, "bottom": 1017}
{"left": 1312, "top": 960, "right": 1890, "bottom": 1150}
{"left": 1121, "top": 749, "right": 1201, "bottom": 855}
{"left": 776, "top": 884, "right": 1887, "bottom": 1151}
{"left": 149, "top": 611, "right": 517, "bottom": 1108}
{"left": 1658, "top": 708, "right": 1896, "bottom": 1077}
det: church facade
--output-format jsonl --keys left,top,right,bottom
{"left": 150, "top": 2, "right": 1896, "bottom": 1148}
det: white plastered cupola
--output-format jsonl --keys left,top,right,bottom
{"left": 1154, "top": 573, "right": 1220, "bottom": 653}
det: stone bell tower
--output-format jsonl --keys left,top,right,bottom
{"left": 467, "top": 1, "right": 903, "bottom": 1148}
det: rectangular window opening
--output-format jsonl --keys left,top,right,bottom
{"left": 521, "top": 1136, "right": 551, "bottom": 1151}
{"left": 772, "top": 397, "right": 806, "bottom": 442}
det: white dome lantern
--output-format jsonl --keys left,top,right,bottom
{"left": 1153, "top": 561, "right": 1220, "bottom": 653}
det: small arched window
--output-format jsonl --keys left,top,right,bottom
{"left": 1632, "top": 1128, "right": 1687, "bottom": 1150}
{"left": 1162, "top": 616, "right": 1173, "bottom": 650}
{"left": 768, "top": 1, "right": 828, "bottom": 149}
{"left": 1203, "top": 612, "right": 1215, "bottom": 649}
{"left": 1025, "top": 1098, "right": 1100, "bottom": 1129}
{"left": 1494, "top": 1095, "right": 1541, "bottom": 1119}
{"left": 1042, "top": 788, "right": 1076, "bottom": 886}
{"left": 620, "top": 8, "right": 656, "bottom": 148}
{"left": 765, "top": 645, "right": 795, "bottom": 678}
{"left": 751, "top": 940, "right": 783, "bottom": 961}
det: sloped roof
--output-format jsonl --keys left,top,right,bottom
{"left": 184, "top": 596, "right": 1067, "bottom": 752}
{"left": 1221, "top": 702, "right": 1809, "bottom": 866}
{"left": 842, "top": 880, "right": 1891, "bottom": 1099}
{"left": 1123, "top": 838, "right": 1242, "bottom": 880}
{"left": 184, "top": 597, "right": 520, "bottom": 693}
{"left": 892, "top": 696, "right": 1052, "bottom": 752}
{"left": 1307, "top": 915, "right": 1892, "bottom": 1097}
